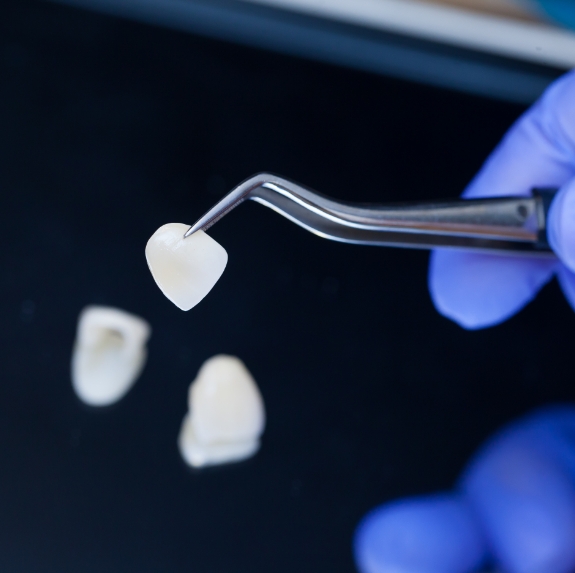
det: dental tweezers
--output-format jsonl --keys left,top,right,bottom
{"left": 185, "top": 173, "right": 558, "bottom": 257}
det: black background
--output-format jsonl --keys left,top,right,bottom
{"left": 0, "top": 2, "right": 574, "bottom": 572}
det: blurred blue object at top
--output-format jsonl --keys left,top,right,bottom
{"left": 537, "top": 0, "right": 575, "bottom": 29}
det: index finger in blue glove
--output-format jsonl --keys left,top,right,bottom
{"left": 429, "top": 70, "right": 575, "bottom": 329}
{"left": 463, "top": 70, "right": 575, "bottom": 200}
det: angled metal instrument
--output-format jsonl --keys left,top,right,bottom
{"left": 185, "top": 173, "right": 558, "bottom": 257}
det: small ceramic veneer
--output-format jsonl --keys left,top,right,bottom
{"left": 145, "top": 224, "right": 228, "bottom": 311}
{"left": 178, "top": 355, "right": 266, "bottom": 468}
{"left": 71, "top": 306, "right": 151, "bottom": 406}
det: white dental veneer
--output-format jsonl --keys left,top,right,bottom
{"left": 71, "top": 306, "right": 151, "bottom": 406}
{"left": 178, "top": 355, "right": 266, "bottom": 468}
{"left": 145, "top": 224, "right": 228, "bottom": 311}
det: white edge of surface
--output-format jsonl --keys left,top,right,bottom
{"left": 241, "top": 0, "right": 575, "bottom": 68}
{"left": 45, "top": 0, "right": 564, "bottom": 103}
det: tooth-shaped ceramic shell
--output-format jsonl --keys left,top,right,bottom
{"left": 71, "top": 306, "right": 151, "bottom": 406}
{"left": 145, "top": 224, "right": 228, "bottom": 311}
{"left": 179, "top": 355, "right": 265, "bottom": 467}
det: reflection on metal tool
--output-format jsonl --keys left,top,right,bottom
{"left": 185, "top": 173, "right": 558, "bottom": 257}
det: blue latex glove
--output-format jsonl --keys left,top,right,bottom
{"left": 354, "top": 406, "right": 575, "bottom": 573}
{"left": 428, "top": 70, "right": 575, "bottom": 329}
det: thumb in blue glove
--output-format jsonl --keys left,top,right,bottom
{"left": 429, "top": 70, "right": 575, "bottom": 329}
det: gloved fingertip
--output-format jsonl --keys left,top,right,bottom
{"left": 556, "top": 263, "right": 575, "bottom": 311}
{"left": 548, "top": 178, "right": 575, "bottom": 273}
{"left": 428, "top": 250, "right": 556, "bottom": 330}
{"left": 461, "top": 422, "right": 575, "bottom": 573}
{"left": 354, "top": 494, "right": 486, "bottom": 573}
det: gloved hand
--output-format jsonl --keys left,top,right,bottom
{"left": 354, "top": 406, "right": 575, "bottom": 573}
{"left": 428, "top": 70, "right": 575, "bottom": 329}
